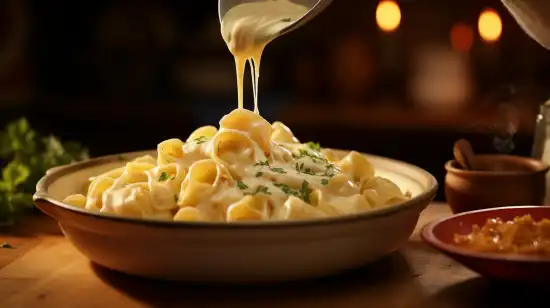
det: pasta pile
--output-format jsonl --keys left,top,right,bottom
{"left": 63, "top": 109, "right": 410, "bottom": 222}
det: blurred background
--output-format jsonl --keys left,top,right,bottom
{"left": 1, "top": 0, "right": 549, "bottom": 201}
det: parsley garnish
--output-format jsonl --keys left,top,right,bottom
{"left": 323, "top": 164, "right": 336, "bottom": 178}
{"left": 295, "top": 162, "right": 315, "bottom": 175}
{"left": 158, "top": 172, "right": 169, "bottom": 182}
{"left": 305, "top": 141, "right": 321, "bottom": 152}
{"left": 281, "top": 17, "right": 291, "bottom": 22}
{"left": 254, "top": 160, "right": 270, "bottom": 167}
{"left": 321, "top": 179, "right": 329, "bottom": 185}
{"left": 294, "top": 149, "right": 327, "bottom": 164}
{"left": 0, "top": 242, "right": 15, "bottom": 249}
{"left": 255, "top": 185, "right": 271, "bottom": 195}
{"left": 299, "top": 180, "right": 311, "bottom": 203}
{"left": 274, "top": 183, "right": 299, "bottom": 197}
{"left": 237, "top": 181, "right": 249, "bottom": 190}
{"left": 0, "top": 118, "right": 88, "bottom": 224}
{"left": 254, "top": 160, "right": 284, "bottom": 174}
{"left": 246, "top": 185, "right": 271, "bottom": 196}
{"left": 273, "top": 182, "right": 311, "bottom": 202}
{"left": 194, "top": 136, "right": 207, "bottom": 144}
{"left": 255, "top": 172, "right": 263, "bottom": 177}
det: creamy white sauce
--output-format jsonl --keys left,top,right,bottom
{"left": 221, "top": 0, "right": 309, "bottom": 113}
{"left": 64, "top": 109, "right": 409, "bottom": 222}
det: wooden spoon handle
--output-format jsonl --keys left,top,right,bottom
{"left": 454, "top": 139, "right": 476, "bottom": 170}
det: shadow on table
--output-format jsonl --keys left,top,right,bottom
{"left": 427, "top": 277, "right": 550, "bottom": 308}
{"left": 1, "top": 214, "right": 62, "bottom": 237}
{"left": 91, "top": 252, "right": 427, "bottom": 308}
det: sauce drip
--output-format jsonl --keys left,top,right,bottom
{"left": 221, "top": 0, "right": 308, "bottom": 113}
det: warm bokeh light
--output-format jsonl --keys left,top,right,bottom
{"left": 478, "top": 8, "right": 502, "bottom": 42}
{"left": 450, "top": 23, "right": 474, "bottom": 52}
{"left": 376, "top": 0, "right": 401, "bottom": 32}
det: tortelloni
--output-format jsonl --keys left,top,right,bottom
{"left": 63, "top": 108, "right": 410, "bottom": 222}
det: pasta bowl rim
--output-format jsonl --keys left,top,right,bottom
{"left": 34, "top": 149, "right": 438, "bottom": 229}
{"left": 421, "top": 205, "right": 550, "bottom": 263}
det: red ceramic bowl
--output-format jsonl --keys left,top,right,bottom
{"left": 421, "top": 206, "right": 550, "bottom": 283}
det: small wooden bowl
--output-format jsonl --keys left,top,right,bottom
{"left": 445, "top": 154, "right": 549, "bottom": 214}
{"left": 421, "top": 206, "right": 550, "bottom": 283}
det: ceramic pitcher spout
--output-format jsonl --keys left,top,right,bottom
{"left": 502, "top": 0, "right": 550, "bottom": 50}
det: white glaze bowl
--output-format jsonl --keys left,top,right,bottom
{"left": 33, "top": 149, "right": 437, "bottom": 283}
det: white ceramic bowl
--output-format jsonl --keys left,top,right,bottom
{"left": 33, "top": 149, "right": 437, "bottom": 283}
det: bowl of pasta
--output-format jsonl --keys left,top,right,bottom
{"left": 33, "top": 109, "right": 437, "bottom": 282}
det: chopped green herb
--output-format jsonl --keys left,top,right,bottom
{"left": 254, "top": 160, "right": 270, "bottom": 167}
{"left": 237, "top": 181, "right": 249, "bottom": 190}
{"left": 255, "top": 171, "right": 263, "bottom": 177}
{"left": 117, "top": 154, "right": 126, "bottom": 161}
{"left": 280, "top": 17, "right": 292, "bottom": 22}
{"left": 323, "top": 164, "right": 336, "bottom": 178}
{"left": 255, "top": 185, "right": 271, "bottom": 195}
{"left": 295, "top": 149, "right": 327, "bottom": 164}
{"left": 274, "top": 181, "right": 311, "bottom": 202}
{"left": 295, "top": 162, "right": 315, "bottom": 175}
{"left": 158, "top": 172, "right": 169, "bottom": 182}
{"left": 194, "top": 136, "right": 207, "bottom": 144}
{"left": 321, "top": 179, "right": 329, "bottom": 185}
{"left": 270, "top": 167, "right": 286, "bottom": 174}
{"left": 273, "top": 183, "right": 299, "bottom": 197}
{"left": 299, "top": 180, "right": 311, "bottom": 203}
{"left": 305, "top": 141, "right": 321, "bottom": 151}
{"left": 0, "top": 242, "right": 15, "bottom": 249}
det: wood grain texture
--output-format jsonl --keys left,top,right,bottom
{"left": 0, "top": 203, "right": 546, "bottom": 308}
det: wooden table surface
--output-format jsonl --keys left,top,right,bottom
{"left": 0, "top": 203, "right": 547, "bottom": 308}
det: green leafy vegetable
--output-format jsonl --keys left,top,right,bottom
{"left": 323, "top": 164, "right": 336, "bottom": 178}
{"left": 270, "top": 167, "right": 287, "bottom": 174}
{"left": 244, "top": 185, "right": 271, "bottom": 196}
{"left": 295, "top": 162, "right": 315, "bottom": 175}
{"left": 194, "top": 136, "right": 207, "bottom": 144}
{"left": 305, "top": 141, "right": 321, "bottom": 152}
{"left": 0, "top": 118, "right": 88, "bottom": 224}
{"left": 254, "top": 160, "right": 270, "bottom": 167}
{"left": 293, "top": 148, "right": 327, "bottom": 164}
{"left": 321, "top": 179, "right": 329, "bottom": 185}
{"left": 274, "top": 181, "right": 311, "bottom": 203}
{"left": 299, "top": 181, "right": 312, "bottom": 203}
{"left": 254, "top": 185, "right": 271, "bottom": 195}
{"left": 273, "top": 183, "right": 300, "bottom": 198}
{"left": 237, "top": 181, "right": 249, "bottom": 190}
{"left": 158, "top": 172, "right": 169, "bottom": 182}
